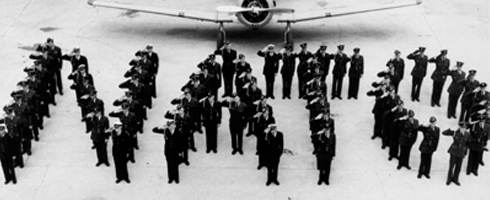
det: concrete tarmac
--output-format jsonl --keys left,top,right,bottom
{"left": 0, "top": 0, "right": 488, "bottom": 199}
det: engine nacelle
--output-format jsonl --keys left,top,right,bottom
{"left": 236, "top": 0, "right": 276, "bottom": 28}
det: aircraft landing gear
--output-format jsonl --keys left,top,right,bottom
{"left": 217, "top": 23, "right": 227, "bottom": 49}
{"left": 284, "top": 22, "right": 293, "bottom": 47}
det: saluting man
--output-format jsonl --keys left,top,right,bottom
{"left": 315, "top": 127, "right": 336, "bottom": 186}
{"left": 443, "top": 122, "right": 470, "bottom": 186}
{"left": 258, "top": 44, "right": 281, "bottom": 99}
{"left": 428, "top": 49, "right": 450, "bottom": 107}
{"left": 407, "top": 47, "right": 428, "bottom": 102}
{"left": 297, "top": 43, "right": 313, "bottom": 99}
{"left": 279, "top": 44, "right": 297, "bottom": 99}
{"left": 446, "top": 61, "right": 466, "bottom": 119}
{"left": 214, "top": 41, "right": 237, "bottom": 97}
{"left": 153, "top": 120, "right": 181, "bottom": 184}
{"left": 417, "top": 116, "right": 440, "bottom": 179}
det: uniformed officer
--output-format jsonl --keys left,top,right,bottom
{"left": 39, "top": 38, "right": 63, "bottom": 95}
{"left": 389, "top": 100, "right": 408, "bottom": 161}
{"left": 331, "top": 45, "right": 350, "bottom": 100}
{"left": 297, "top": 43, "right": 313, "bottom": 99}
{"left": 200, "top": 93, "right": 222, "bottom": 153}
{"left": 62, "top": 47, "right": 89, "bottom": 72}
{"left": 264, "top": 124, "right": 283, "bottom": 186}
{"left": 108, "top": 100, "right": 137, "bottom": 163}
{"left": 234, "top": 54, "right": 252, "bottom": 94}
{"left": 0, "top": 124, "right": 16, "bottom": 184}
{"left": 459, "top": 69, "right": 479, "bottom": 122}
{"left": 214, "top": 41, "right": 238, "bottom": 97}
{"left": 255, "top": 109, "right": 275, "bottom": 169}
{"left": 348, "top": 47, "right": 363, "bottom": 99}
{"left": 315, "top": 127, "right": 335, "bottom": 185}
{"left": 446, "top": 61, "right": 466, "bottom": 119}
{"left": 428, "top": 49, "right": 450, "bottom": 107}
{"left": 407, "top": 47, "right": 428, "bottom": 102}
{"left": 108, "top": 121, "right": 131, "bottom": 184}
{"left": 398, "top": 110, "right": 419, "bottom": 170}
{"left": 87, "top": 108, "right": 110, "bottom": 167}
{"left": 386, "top": 50, "right": 405, "bottom": 93}
{"left": 315, "top": 44, "right": 333, "bottom": 82}
{"left": 0, "top": 107, "right": 23, "bottom": 168}
{"left": 466, "top": 115, "right": 489, "bottom": 176}
{"left": 443, "top": 121, "right": 470, "bottom": 186}
{"left": 153, "top": 120, "right": 181, "bottom": 184}
{"left": 221, "top": 95, "right": 247, "bottom": 155}
{"left": 145, "top": 44, "right": 159, "bottom": 98}
{"left": 417, "top": 116, "right": 440, "bottom": 179}
{"left": 279, "top": 44, "right": 297, "bottom": 99}
{"left": 257, "top": 44, "right": 281, "bottom": 99}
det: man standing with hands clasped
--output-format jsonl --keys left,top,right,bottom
{"left": 258, "top": 44, "right": 281, "bottom": 99}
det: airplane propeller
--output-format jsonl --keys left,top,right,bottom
{"left": 216, "top": 6, "right": 294, "bottom": 14}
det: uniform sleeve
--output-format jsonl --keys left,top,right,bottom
{"left": 332, "top": 134, "right": 336, "bottom": 157}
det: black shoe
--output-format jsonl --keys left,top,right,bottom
{"left": 257, "top": 165, "right": 262, "bottom": 170}
{"left": 389, "top": 157, "right": 393, "bottom": 161}
{"left": 96, "top": 162, "right": 102, "bottom": 167}
{"left": 246, "top": 133, "right": 253, "bottom": 137}
{"left": 371, "top": 135, "right": 376, "bottom": 140}
{"left": 282, "top": 96, "right": 285, "bottom": 99}
{"left": 191, "top": 147, "right": 197, "bottom": 152}
{"left": 184, "top": 161, "right": 190, "bottom": 166}
{"left": 239, "top": 150, "right": 244, "bottom": 155}
{"left": 480, "top": 161, "right": 485, "bottom": 166}
{"left": 406, "top": 166, "right": 411, "bottom": 170}
{"left": 91, "top": 146, "right": 96, "bottom": 150}
{"left": 60, "top": 91, "right": 63, "bottom": 96}
{"left": 116, "top": 179, "right": 122, "bottom": 184}
{"left": 125, "top": 179, "right": 131, "bottom": 183}
{"left": 35, "top": 137, "right": 39, "bottom": 141}
{"left": 473, "top": 171, "right": 478, "bottom": 176}
{"left": 424, "top": 174, "right": 430, "bottom": 179}
{"left": 213, "top": 149, "right": 217, "bottom": 153}
{"left": 130, "top": 159, "right": 135, "bottom": 163}
{"left": 453, "top": 181, "right": 460, "bottom": 186}
{"left": 27, "top": 151, "right": 32, "bottom": 156}
{"left": 168, "top": 180, "right": 173, "bottom": 184}
{"left": 396, "top": 165, "right": 401, "bottom": 170}
{"left": 134, "top": 146, "right": 139, "bottom": 150}
{"left": 416, "top": 98, "right": 420, "bottom": 102}
{"left": 270, "top": 96, "right": 275, "bottom": 99}
{"left": 274, "top": 180, "right": 280, "bottom": 185}
{"left": 317, "top": 180, "right": 322, "bottom": 185}
{"left": 4, "top": 180, "right": 10, "bottom": 185}
{"left": 266, "top": 181, "right": 271, "bottom": 186}
{"left": 39, "top": 125, "right": 43, "bottom": 130}
{"left": 466, "top": 171, "right": 471, "bottom": 175}
{"left": 206, "top": 149, "right": 210, "bottom": 154}
{"left": 105, "top": 162, "right": 110, "bottom": 167}
{"left": 232, "top": 150, "right": 237, "bottom": 155}
{"left": 417, "top": 174, "right": 422, "bottom": 179}
{"left": 325, "top": 181, "right": 329, "bottom": 185}
{"left": 436, "top": 103, "right": 441, "bottom": 107}
{"left": 12, "top": 179, "right": 16, "bottom": 184}
{"left": 338, "top": 97, "right": 342, "bottom": 100}
{"left": 382, "top": 145, "right": 386, "bottom": 150}
{"left": 446, "top": 181, "right": 451, "bottom": 186}
{"left": 175, "top": 180, "right": 179, "bottom": 184}
{"left": 287, "top": 96, "right": 291, "bottom": 99}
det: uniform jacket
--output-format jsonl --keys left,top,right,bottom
{"left": 460, "top": 79, "right": 480, "bottom": 105}
{"left": 418, "top": 125, "right": 440, "bottom": 154}
{"left": 0, "top": 116, "right": 21, "bottom": 138}
{"left": 315, "top": 51, "right": 333, "bottom": 75}
{"left": 265, "top": 131, "right": 284, "bottom": 165}
{"left": 442, "top": 128, "right": 470, "bottom": 158}
{"left": 0, "top": 134, "right": 13, "bottom": 159}
{"left": 280, "top": 52, "right": 297, "bottom": 76}
{"left": 257, "top": 51, "right": 281, "bottom": 76}
{"left": 407, "top": 52, "right": 428, "bottom": 78}
{"left": 348, "top": 55, "right": 364, "bottom": 78}
{"left": 297, "top": 51, "right": 313, "bottom": 76}
{"left": 332, "top": 53, "right": 351, "bottom": 76}
{"left": 110, "top": 129, "right": 130, "bottom": 156}
{"left": 468, "top": 123, "right": 489, "bottom": 151}
{"left": 62, "top": 54, "right": 88, "bottom": 72}
{"left": 90, "top": 115, "right": 110, "bottom": 142}
{"left": 108, "top": 111, "right": 137, "bottom": 135}
{"left": 429, "top": 55, "right": 450, "bottom": 82}
{"left": 446, "top": 70, "right": 466, "bottom": 95}
{"left": 201, "top": 100, "right": 222, "bottom": 125}
{"left": 214, "top": 48, "right": 237, "bottom": 65}
{"left": 153, "top": 127, "right": 181, "bottom": 156}
{"left": 386, "top": 57, "right": 405, "bottom": 80}
{"left": 147, "top": 52, "right": 159, "bottom": 75}
{"left": 399, "top": 118, "right": 419, "bottom": 146}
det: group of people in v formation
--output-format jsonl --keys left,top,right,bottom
{"left": 0, "top": 37, "right": 488, "bottom": 188}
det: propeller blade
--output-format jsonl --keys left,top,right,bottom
{"left": 257, "top": 8, "right": 294, "bottom": 13}
{"left": 216, "top": 6, "right": 251, "bottom": 13}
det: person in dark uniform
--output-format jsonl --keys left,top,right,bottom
{"left": 417, "top": 116, "right": 440, "bottom": 179}
{"left": 348, "top": 47, "right": 363, "bottom": 99}
{"left": 386, "top": 50, "right": 405, "bottom": 93}
{"left": 381, "top": 88, "right": 400, "bottom": 149}
{"left": 0, "top": 124, "right": 16, "bottom": 184}
{"left": 466, "top": 115, "right": 489, "bottom": 176}
{"left": 108, "top": 101, "right": 137, "bottom": 163}
{"left": 234, "top": 54, "right": 252, "bottom": 94}
{"left": 443, "top": 121, "right": 470, "bottom": 186}
{"left": 315, "top": 127, "right": 335, "bottom": 185}
{"left": 214, "top": 41, "right": 237, "bottom": 97}
{"left": 0, "top": 107, "right": 23, "bottom": 168}
{"left": 62, "top": 47, "right": 89, "bottom": 73}
{"left": 407, "top": 47, "right": 428, "bottom": 102}
{"left": 315, "top": 44, "right": 333, "bottom": 82}
{"left": 201, "top": 93, "right": 222, "bottom": 153}
{"left": 264, "top": 124, "right": 283, "bottom": 186}
{"left": 279, "top": 44, "right": 296, "bottom": 99}
{"left": 255, "top": 109, "right": 275, "bottom": 170}
{"left": 38, "top": 38, "right": 63, "bottom": 95}
{"left": 331, "top": 45, "right": 350, "bottom": 100}
{"left": 222, "top": 95, "right": 247, "bottom": 155}
{"left": 446, "top": 61, "right": 466, "bottom": 119}
{"left": 87, "top": 108, "right": 110, "bottom": 167}
{"left": 10, "top": 91, "right": 34, "bottom": 156}
{"left": 389, "top": 100, "right": 408, "bottom": 161}
{"left": 145, "top": 44, "right": 159, "bottom": 98}
{"left": 153, "top": 120, "right": 181, "bottom": 184}
{"left": 429, "top": 49, "right": 450, "bottom": 107}
{"left": 398, "top": 110, "right": 419, "bottom": 170}
{"left": 459, "top": 70, "right": 479, "bottom": 122}
{"left": 257, "top": 44, "right": 281, "bottom": 99}
{"left": 108, "top": 121, "right": 131, "bottom": 184}
{"left": 297, "top": 43, "right": 313, "bottom": 99}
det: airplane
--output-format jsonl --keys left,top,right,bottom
{"left": 87, "top": 0, "right": 422, "bottom": 48}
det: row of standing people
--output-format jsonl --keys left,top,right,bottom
{"left": 0, "top": 38, "right": 67, "bottom": 185}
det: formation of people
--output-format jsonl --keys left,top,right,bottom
{"left": 0, "top": 38, "right": 64, "bottom": 185}
{"left": 1, "top": 38, "right": 489, "bottom": 188}
{"left": 368, "top": 47, "right": 490, "bottom": 186}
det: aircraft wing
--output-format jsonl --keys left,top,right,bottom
{"left": 277, "top": 0, "right": 421, "bottom": 23}
{"left": 88, "top": 0, "right": 233, "bottom": 23}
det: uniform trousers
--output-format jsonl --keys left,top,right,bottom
{"left": 411, "top": 77, "right": 423, "bottom": 101}
{"left": 95, "top": 141, "right": 108, "bottom": 165}
{"left": 205, "top": 123, "right": 218, "bottom": 151}
{"left": 264, "top": 74, "right": 275, "bottom": 98}
{"left": 331, "top": 75, "right": 344, "bottom": 98}
{"left": 230, "top": 124, "right": 243, "bottom": 151}
{"left": 267, "top": 158, "right": 280, "bottom": 183}
{"left": 166, "top": 154, "right": 179, "bottom": 182}
{"left": 459, "top": 104, "right": 471, "bottom": 122}
{"left": 0, "top": 156, "right": 16, "bottom": 183}
{"left": 282, "top": 74, "right": 293, "bottom": 98}
{"left": 418, "top": 153, "right": 433, "bottom": 176}
{"left": 222, "top": 70, "right": 235, "bottom": 96}
{"left": 447, "top": 155, "right": 463, "bottom": 183}
{"left": 348, "top": 76, "right": 360, "bottom": 99}
{"left": 398, "top": 145, "right": 413, "bottom": 167}
{"left": 467, "top": 150, "right": 482, "bottom": 174}
{"left": 113, "top": 153, "right": 129, "bottom": 181}
{"left": 447, "top": 93, "right": 461, "bottom": 118}
{"left": 431, "top": 80, "right": 445, "bottom": 105}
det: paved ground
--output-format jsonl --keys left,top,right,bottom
{"left": 0, "top": 0, "right": 488, "bottom": 199}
